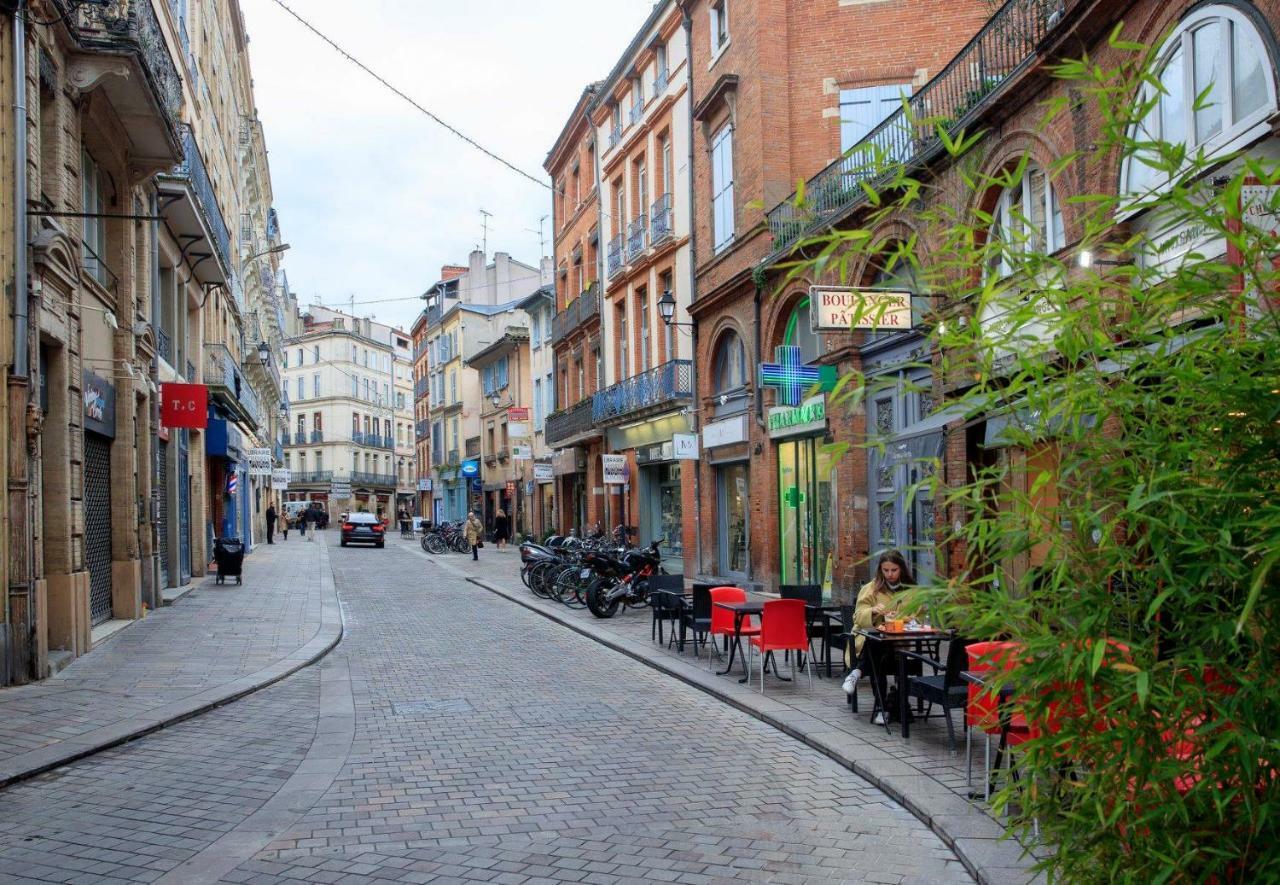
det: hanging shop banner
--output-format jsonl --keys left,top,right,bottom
{"left": 330, "top": 481, "right": 352, "bottom": 499}
{"left": 673, "top": 432, "right": 700, "bottom": 460}
{"left": 768, "top": 394, "right": 828, "bottom": 439}
{"left": 460, "top": 458, "right": 480, "bottom": 478}
{"left": 417, "top": 478, "right": 433, "bottom": 492}
{"left": 507, "top": 407, "right": 530, "bottom": 421}
{"left": 159, "top": 383, "right": 208, "bottom": 429}
{"left": 271, "top": 468, "right": 290, "bottom": 490}
{"left": 507, "top": 421, "right": 529, "bottom": 439}
{"left": 82, "top": 370, "right": 116, "bottom": 438}
{"left": 248, "top": 448, "right": 273, "bottom": 477}
{"left": 533, "top": 463, "right": 555, "bottom": 482}
{"left": 601, "top": 454, "right": 627, "bottom": 485}
{"left": 810, "top": 286, "right": 913, "bottom": 331}
{"left": 511, "top": 444, "right": 532, "bottom": 460}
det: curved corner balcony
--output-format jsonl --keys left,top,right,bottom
{"left": 592, "top": 360, "right": 692, "bottom": 427}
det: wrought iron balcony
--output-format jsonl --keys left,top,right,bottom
{"left": 544, "top": 396, "right": 598, "bottom": 448}
{"left": 655, "top": 67, "right": 670, "bottom": 95}
{"left": 550, "top": 285, "right": 601, "bottom": 346}
{"left": 292, "top": 471, "right": 333, "bottom": 484}
{"left": 765, "top": 0, "right": 1070, "bottom": 261}
{"left": 606, "top": 234, "right": 624, "bottom": 279}
{"left": 416, "top": 420, "right": 430, "bottom": 440}
{"left": 626, "top": 216, "right": 648, "bottom": 261}
{"left": 310, "top": 430, "right": 324, "bottom": 443}
{"left": 592, "top": 359, "right": 692, "bottom": 425}
{"left": 351, "top": 472, "right": 396, "bottom": 487}
{"left": 650, "top": 194, "right": 672, "bottom": 245}
{"left": 157, "top": 328, "right": 172, "bottom": 363}
{"left": 204, "top": 343, "right": 260, "bottom": 430}
{"left": 629, "top": 100, "right": 643, "bottom": 126}
{"left": 72, "top": 0, "right": 182, "bottom": 154}
{"left": 163, "top": 123, "right": 233, "bottom": 278}
{"left": 352, "top": 431, "right": 367, "bottom": 445}
{"left": 608, "top": 122, "right": 622, "bottom": 149}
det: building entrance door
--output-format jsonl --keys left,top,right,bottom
{"left": 157, "top": 439, "right": 169, "bottom": 588}
{"left": 716, "top": 462, "right": 749, "bottom": 579}
{"left": 776, "top": 437, "right": 834, "bottom": 591}
{"left": 179, "top": 430, "right": 191, "bottom": 582}
{"left": 84, "top": 432, "right": 114, "bottom": 625}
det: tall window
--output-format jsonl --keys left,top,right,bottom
{"left": 839, "top": 84, "right": 912, "bottom": 155}
{"left": 636, "top": 157, "right": 648, "bottom": 222}
{"left": 986, "top": 162, "right": 1064, "bottom": 280}
{"left": 296, "top": 377, "right": 304, "bottom": 400}
{"left": 660, "top": 134, "right": 673, "bottom": 197}
{"left": 710, "top": 0, "right": 729, "bottom": 52}
{"left": 714, "top": 330, "right": 747, "bottom": 393}
{"left": 1123, "top": 5, "right": 1276, "bottom": 197}
{"left": 80, "top": 149, "right": 109, "bottom": 285}
{"left": 312, "top": 373, "right": 320, "bottom": 398}
{"left": 638, "top": 288, "right": 650, "bottom": 371}
{"left": 617, "top": 303, "right": 629, "bottom": 378}
{"left": 711, "top": 125, "right": 735, "bottom": 252}
{"left": 783, "top": 297, "right": 823, "bottom": 364}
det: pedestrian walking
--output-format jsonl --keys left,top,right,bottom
{"left": 305, "top": 505, "right": 317, "bottom": 541}
{"left": 465, "top": 510, "right": 483, "bottom": 561}
{"left": 298, "top": 505, "right": 308, "bottom": 540}
{"left": 265, "top": 503, "right": 278, "bottom": 545}
{"left": 281, "top": 508, "right": 289, "bottom": 540}
{"left": 492, "top": 508, "right": 510, "bottom": 550}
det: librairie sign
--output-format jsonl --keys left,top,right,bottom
{"left": 810, "top": 286, "right": 912, "bottom": 332}
{"left": 767, "top": 394, "right": 827, "bottom": 438}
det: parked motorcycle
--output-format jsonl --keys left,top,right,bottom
{"left": 584, "top": 540, "right": 663, "bottom": 619}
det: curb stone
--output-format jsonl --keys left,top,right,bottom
{"left": 0, "top": 543, "right": 344, "bottom": 791}
{"left": 465, "top": 574, "right": 1040, "bottom": 885}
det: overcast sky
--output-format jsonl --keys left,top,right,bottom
{"left": 242, "top": 0, "right": 655, "bottom": 332}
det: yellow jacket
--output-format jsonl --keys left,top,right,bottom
{"left": 464, "top": 516, "right": 483, "bottom": 545}
{"left": 852, "top": 579, "right": 899, "bottom": 655}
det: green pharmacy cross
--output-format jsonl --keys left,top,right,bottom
{"left": 757, "top": 345, "right": 837, "bottom": 407}
{"left": 783, "top": 486, "right": 806, "bottom": 509}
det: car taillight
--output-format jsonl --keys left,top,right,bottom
{"left": 342, "top": 523, "right": 355, "bottom": 531}
{"left": 372, "top": 524, "right": 384, "bottom": 532}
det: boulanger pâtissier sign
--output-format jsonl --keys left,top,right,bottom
{"left": 810, "top": 287, "right": 913, "bottom": 331}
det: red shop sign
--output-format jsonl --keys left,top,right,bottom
{"left": 160, "top": 383, "right": 208, "bottom": 429}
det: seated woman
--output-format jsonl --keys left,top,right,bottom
{"left": 843, "top": 550, "right": 914, "bottom": 724}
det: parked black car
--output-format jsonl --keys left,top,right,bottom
{"left": 340, "top": 512, "right": 385, "bottom": 548}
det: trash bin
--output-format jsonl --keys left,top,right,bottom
{"left": 214, "top": 537, "right": 245, "bottom": 585}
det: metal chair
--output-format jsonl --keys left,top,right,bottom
{"left": 648, "top": 574, "right": 686, "bottom": 647}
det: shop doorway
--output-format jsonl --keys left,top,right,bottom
{"left": 641, "top": 462, "right": 682, "bottom": 566}
{"left": 157, "top": 439, "right": 169, "bottom": 588}
{"left": 716, "top": 462, "right": 749, "bottom": 579}
{"left": 84, "top": 432, "right": 114, "bottom": 625}
{"left": 777, "top": 437, "right": 834, "bottom": 591}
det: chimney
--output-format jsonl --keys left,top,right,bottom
{"left": 440, "top": 265, "right": 467, "bottom": 281}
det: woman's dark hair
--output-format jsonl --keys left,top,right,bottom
{"left": 874, "top": 550, "right": 915, "bottom": 594}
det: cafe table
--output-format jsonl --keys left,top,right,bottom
{"left": 808, "top": 604, "right": 844, "bottom": 677}
{"left": 960, "top": 669, "right": 1018, "bottom": 800}
{"left": 847, "top": 627, "right": 953, "bottom": 735}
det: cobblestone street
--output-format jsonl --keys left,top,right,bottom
{"left": 0, "top": 534, "right": 976, "bottom": 884}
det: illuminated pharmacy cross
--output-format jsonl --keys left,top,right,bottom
{"left": 757, "top": 345, "right": 837, "bottom": 407}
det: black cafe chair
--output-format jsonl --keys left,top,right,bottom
{"left": 648, "top": 574, "right": 686, "bottom": 647}
{"left": 898, "top": 637, "right": 972, "bottom": 752}
{"left": 679, "top": 583, "right": 715, "bottom": 657}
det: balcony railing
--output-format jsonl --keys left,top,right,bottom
{"left": 766, "top": 0, "right": 1069, "bottom": 260}
{"left": 650, "top": 194, "right": 672, "bottom": 245}
{"left": 416, "top": 420, "right": 430, "bottom": 440}
{"left": 592, "top": 359, "right": 693, "bottom": 425}
{"left": 465, "top": 437, "right": 481, "bottom": 458}
{"left": 351, "top": 472, "right": 397, "bottom": 487}
{"left": 544, "top": 396, "right": 598, "bottom": 448}
{"left": 204, "top": 342, "right": 261, "bottom": 430}
{"left": 352, "top": 431, "right": 367, "bottom": 445}
{"left": 608, "top": 122, "right": 622, "bottom": 149}
{"left": 655, "top": 67, "right": 670, "bottom": 95}
{"left": 310, "top": 430, "right": 324, "bottom": 443}
{"left": 292, "top": 471, "right": 333, "bottom": 484}
{"left": 73, "top": 0, "right": 182, "bottom": 138}
{"left": 626, "top": 215, "right": 647, "bottom": 261}
{"left": 157, "top": 328, "right": 172, "bottom": 362}
{"left": 550, "top": 285, "right": 601, "bottom": 346}
{"left": 171, "top": 123, "right": 232, "bottom": 277}
{"left": 414, "top": 376, "right": 429, "bottom": 399}
{"left": 629, "top": 101, "right": 643, "bottom": 126}
{"left": 606, "top": 234, "right": 624, "bottom": 279}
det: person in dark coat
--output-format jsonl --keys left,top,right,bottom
{"left": 493, "top": 508, "right": 510, "bottom": 550}
{"left": 265, "top": 504, "right": 278, "bottom": 544}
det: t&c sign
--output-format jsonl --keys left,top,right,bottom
{"left": 160, "top": 383, "right": 208, "bottom": 429}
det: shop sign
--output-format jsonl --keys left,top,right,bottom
{"left": 673, "top": 433, "right": 699, "bottom": 460}
{"left": 271, "top": 468, "right": 290, "bottom": 490}
{"left": 507, "top": 407, "right": 530, "bottom": 421}
{"left": 471, "top": 477, "right": 483, "bottom": 492}
{"left": 82, "top": 370, "right": 116, "bottom": 438}
{"left": 533, "top": 463, "right": 554, "bottom": 482}
{"left": 601, "top": 454, "right": 627, "bottom": 484}
{"left": 460, "top": 458, "right": 480, "bottom": 477}
{"left": 1241, "top": 181, "right": 1280, "bottom": 237}
{"left": 248, "top": 448, "right": 273, "bottom": 477}
{"left": 511, "top": 444, "right": 532, "bottom": 459}
{"left": 159, "top": 383, "right": 208, "bottom": 429}
{"left": 417, "top": 478, "right": 433, "bottom": 491}
{"left": 703, "top": 414, "right": 747, "bottom": 448}
{"left": 330, "top": 480, "right": 352, "bottom": 499}
{"left": 810, "top": 286, "right": 913, "bottom": 331}
{"left": 767, "top": 394, "right": 827, "bottom": 438}
{"left": 525, "top": 481, "right": 534, "bottom": 495}
{"left": 508, "top": 421, "right": 529, "bottom": 438}
{"left": 553, "top": 448, "right": 583, "bottom": 476}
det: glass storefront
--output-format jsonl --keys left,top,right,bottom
{"left": 642, "top": 462, "right": 682, "bottom": 567}
{"left": 777, "top": 437, "right": 835, "bottom": 594}
{"left": 716, "top": 462, "right": 749, "bottom": 578}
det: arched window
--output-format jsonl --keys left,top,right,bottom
{"left": 986, "top": 161, "right": 1064, "bottom": 280}
{"left": 782, "top": 296, "right": 823, "bottom": 363}
{"left": 1123, "top": 5, "right": 1277, "bottom": 197}
{"left": 713, "top": 330, "right": 747, "bottom": 393}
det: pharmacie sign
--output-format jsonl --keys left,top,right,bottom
{"left": 767, "top": 394, "right": 827, "bottom": 438}
{"left": 810, "top": 286, "right": 912, "bottom": 331}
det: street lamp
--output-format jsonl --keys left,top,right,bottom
{"left": 257, "top": 340, "right": 270, "bottom": 364}
{"left": 658, "top": 288, "right": 693, "bottom": 328}
{"left": 491, "top": 393, "right": 501, "bottom": 409}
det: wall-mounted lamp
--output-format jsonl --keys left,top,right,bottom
{"left": 1077, "top": 249, "right": 1124, "bottom": 269}
{"left": 257, "top": 340, "right": 270, "bottom": 364}
{"left": 657, "top": 289, "right": 694, "bottom": 328}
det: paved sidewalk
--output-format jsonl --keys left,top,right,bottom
{"left": 411, "top": 541, "right": 1039, "bottom": 885}
{"left": 0, "top": 534, "right": 342, "bottom": 789}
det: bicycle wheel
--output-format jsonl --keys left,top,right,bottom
{"left": 552, "top": 566, "right": 582, "bottom": 605}
{"left": 425, "top": 534, "right": 447, "bottom": 555}
{"left": 530, "top": 563, "right": 556, "bottom": 598}
{"left": 451, "top": 534, "right": 470, "bottom": 553}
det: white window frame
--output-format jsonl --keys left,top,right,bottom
{"left": 1121, "top": 4, "right": 1278, "bottom": 201}
{"left": 986, "top": 161, "right": 1065, "bottom": 280}
{"left": 711, "top": 124, "right": 735, "bottom": 253}
{"left": 710, "top": 0, "right": 729, "bottom": 54}
{"left": 838, "top": 83, "right": 912, "bottom": 156}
